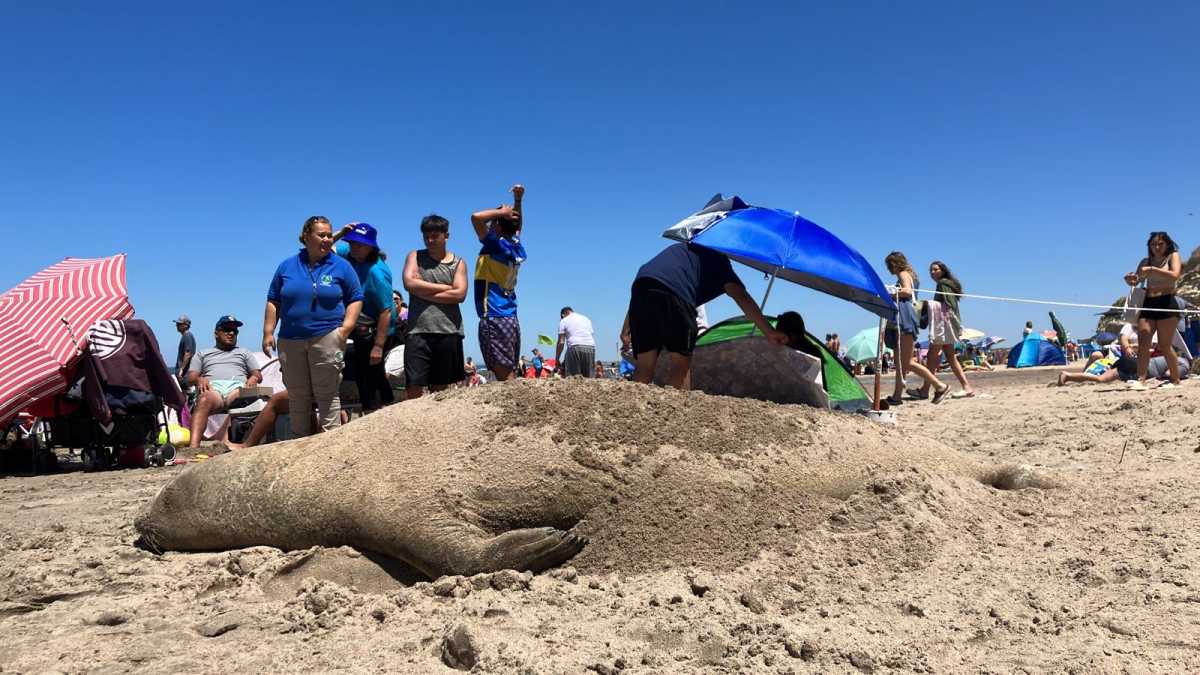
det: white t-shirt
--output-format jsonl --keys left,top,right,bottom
{"left": 1119, "top": 322, "right": 1192, "bottom": 359}
{"left": 559, "top": 312, "right": 596, "bottom": 348}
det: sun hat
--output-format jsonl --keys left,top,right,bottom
{"left": 343, "top": 222, "right": 379, "bottom": 249}
{"left": 173, "top": 314, "right": 191, "bottom": 325}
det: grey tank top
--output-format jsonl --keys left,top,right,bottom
{"left": 409, "top": 250, "right": 464, "bottom": 336}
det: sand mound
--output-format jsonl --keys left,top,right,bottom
{"left": 332, "top": 378, "right": 1038, "bottom": 574}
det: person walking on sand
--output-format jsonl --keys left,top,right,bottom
{"left": 1124, "top": 231, "right": 1184, "bottom": 389}
{"left": 918, "top": 260, "right": 975, "bottom": 398}
{"left": 884, "top": 251, "right": 949, "bottom": 405}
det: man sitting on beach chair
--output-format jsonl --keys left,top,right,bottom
{"left": 186, "top": 315, "right": 261, "bottom": 449}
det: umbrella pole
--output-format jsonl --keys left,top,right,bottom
{"left": 872, "top": 314, "right": 885, "bottom": 411}
{"left": 751, "top": 271, "right": 779, "bottom": 336}
{"left": 758, "top": 271, "right": 778, "bottom": 312}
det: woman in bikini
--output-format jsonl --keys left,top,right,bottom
{"left": 884, "top": 252, "right": 949, "bottom": 405}
{"left": 1124, "top": 231, "right": 1183, "bottom": 388}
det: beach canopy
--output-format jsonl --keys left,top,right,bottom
{"left": 694, "top": 315, "right": 871, "bottom": 409}
{"left": 0, "top": 255, "right": 135, "bottom": 425}
{"left": 1006, "top": 333, "right": 1066, "bottom": 368}
{"left": 663, "top": 196, "right": 896, "bottom": 320}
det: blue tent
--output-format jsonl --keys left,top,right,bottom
{"left": 1006, "top": 334, "right": 1066, "bottom": 368}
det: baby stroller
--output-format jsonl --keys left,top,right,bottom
{"left": 33, "top": 319, "right": 186, "bottom": 471}
{"left": 45, "top": 381, "right": 176, "bottom": 470}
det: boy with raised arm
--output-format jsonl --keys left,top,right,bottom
{"left": 472, "top": 184, "right": 526, "bottom": 381}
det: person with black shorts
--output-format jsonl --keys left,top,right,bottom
{"left": 1124, "top": 231, "right": 1184, "bottom": 388}
{"left": 401, "top": 214, "right": 468, "bottom": 399}
{"left": 620, "top": 242, "right": 787, "bottom": 389}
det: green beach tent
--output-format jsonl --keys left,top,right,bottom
{"left": 690, "top": 315, "right": 872, "bottom": 410}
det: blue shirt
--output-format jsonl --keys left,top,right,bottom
{"left": 268, "top": 249, "right": 364, "bottom": 340}
{"left": 335, "top": 242, "right": 396, "bottom": 324}
{"left": 634, "top": 243, "right": 741, "bottom": 309}
{"left": 473, "top": 230, "right": 526, "bottom": 318}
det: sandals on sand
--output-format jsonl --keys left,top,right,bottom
{"left": 905, "top": 387, "right": 929, "bottom": 400}
{"left": 885, "top": 395, "right": 904, "bottom": 406}
{"left": 931, "top": 384, "right": 951, "bottom": 404}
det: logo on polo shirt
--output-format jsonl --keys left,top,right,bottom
{"left": 320, "top": 274, "right": 333, "bottom": 286}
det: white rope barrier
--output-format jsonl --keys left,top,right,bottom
{"left": 895, "top": 287, "right": 1200, "bottom": 316}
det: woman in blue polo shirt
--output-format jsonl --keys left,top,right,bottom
{"left": 333, "top": 221, "right": 396, "bottom": 412}
{"left": 262, "top": 215, "right": 364, "bottom": 438}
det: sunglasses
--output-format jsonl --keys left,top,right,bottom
{"left": 217, "top": 327, "right": 239, "bottom": 334}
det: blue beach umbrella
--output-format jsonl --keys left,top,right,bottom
{"left": 663, "top": 196, "right": 897, "bottom": 320}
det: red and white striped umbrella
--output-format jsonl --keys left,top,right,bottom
{"left": 0, "top": 255, "right": 134, "bottom": 425}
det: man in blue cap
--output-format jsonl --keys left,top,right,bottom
{"left": 186, "top": 315, "right": 262, "bottom": 449}
{"left": 335, "top": 221, "right": 397, "bottom": 410}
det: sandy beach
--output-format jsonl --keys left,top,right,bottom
{"left": 2, "top": 369, "right": 1198, "bottom": 673}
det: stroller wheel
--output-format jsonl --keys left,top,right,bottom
{"left": 81, "top": 447, "right": 100, "bottom": 472}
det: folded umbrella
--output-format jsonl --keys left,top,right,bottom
{"left": 1049, "top": 312, "right": 1070, "bottom": 347}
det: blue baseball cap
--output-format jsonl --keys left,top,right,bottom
{"left": 343, "top": 222, "right": 379, "bottom": 249}
{"left": 215, "top": 315, "right": 243, "bottom": 330}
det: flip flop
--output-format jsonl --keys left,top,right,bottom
{"left": 885, "top": 395, "right": 904, "bottom": 406}
{"left": 931, "top": 384, "right": 951, "bottom": 404}
{"left": 905, "top": 388, "right": 929, "bottom": 400}
{"left": 951, "top": 390, "right": 976, "bottom": 399}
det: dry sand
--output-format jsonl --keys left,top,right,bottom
{"left": 2, "top": 368, "right": 1199, "bottom": 673}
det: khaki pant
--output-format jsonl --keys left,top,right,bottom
{"left": 278, "top": 329, "right": 345, "bottom": 437}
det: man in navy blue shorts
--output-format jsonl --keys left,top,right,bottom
{"left": 621, "top": 242, "right": 786, "bottom": 389}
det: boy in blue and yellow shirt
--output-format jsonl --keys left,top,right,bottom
{"left": 472, "top": 184, "right": 526, "bottom": 381}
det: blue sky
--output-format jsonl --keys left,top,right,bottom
{"left": 2, "top": 2, "right": 1196, "bottom": 361}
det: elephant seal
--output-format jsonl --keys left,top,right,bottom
{"left": 136, "top": 379, "right": 1049, "bottom": 579}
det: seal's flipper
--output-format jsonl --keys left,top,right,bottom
{"left": 480, "top": 527, "right": 588, "bottom": 573}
